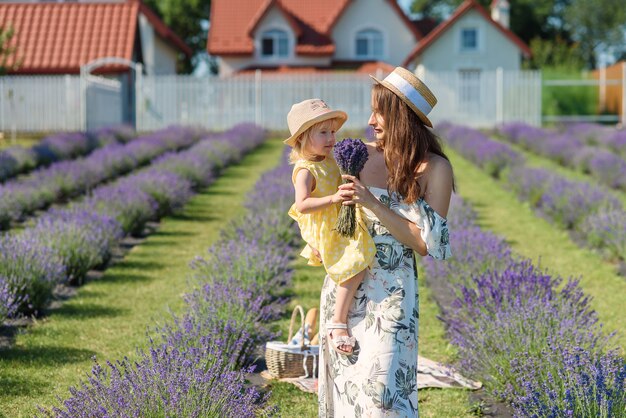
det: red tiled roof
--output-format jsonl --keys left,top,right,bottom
{"left": 235, "top": 60, "right": 395, "bottom": 75}
{"left": 208, "top": 0, "right": 419, "bottom": 57}
{"left": 402, "top": 0, "right": 531, "bottom": 66}
{"left": 0, "top": 0, "right": 191, "bottom": 75}
{"left": 411, "top": 17, "right": 438, "bottom": 38}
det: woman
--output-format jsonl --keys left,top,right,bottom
{"left": 318, "top": 67, "right": 454, "bottom": 417}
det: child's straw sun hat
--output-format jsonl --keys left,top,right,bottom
{"left": 284, "top": 99, "right": 348, "bottom": 147}
{"left": 370, "top": 66, "right": 437, "bottom": 128}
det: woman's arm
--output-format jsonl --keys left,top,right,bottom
{"left": 338, "top": 175, "right": 428, "bottom": 255}
{"left": 294, "top": 168, "right": 344, "bottom": 214}
{"left": 340, "top": 159, "right": 453, "bottom": 255}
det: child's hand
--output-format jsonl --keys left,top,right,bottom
{"left": 311, "top": 247, "right": 322, "bottom": 263}
{"left": 329, "top": 190, "right": 347, "bottom": 204}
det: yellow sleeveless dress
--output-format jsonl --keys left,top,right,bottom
{"left": 288, "top": 158, "right": 376, "bottom": 284}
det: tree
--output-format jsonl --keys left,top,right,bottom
{"left": 527, "top": 36, "right": 584, "bottom": 70}
{"left": 410, "top": 0, "right": 571, "bottom": 44}
{"left": 0, "top": 24, "right": 18, "bottom": 75}
{"left": 142, "top": 0, "right": 212, "bottom": 74}
{"left": 563, "top": 0, "right": 626, "bottom": 68}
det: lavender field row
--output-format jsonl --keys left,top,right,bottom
{"left": 39, "top": 150, "right": 295, "bottom": 417}
{"left": 497, "top": 122, "right": 626, "bottom": 191}
{"left": 424, "top": 194, "right": 626, "bottom": 416}
{"left": 0, "top": 124, "right": 266, "bottom": 324}
{"left": 0, "top": 125, "right": 210, "bottom": 230}
{"left": 0, "top": 126, "right": 136, "bottom": 183}
{"left": 439, "top": 123, "right": 626, "bottom": 266}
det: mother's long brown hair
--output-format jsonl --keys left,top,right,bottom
{"left": 372, "top": 83, "right": 454, "bottom": 203}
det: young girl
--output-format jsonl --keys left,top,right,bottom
{"left": 285, "top": 98, "right": 376, "bottom": 356}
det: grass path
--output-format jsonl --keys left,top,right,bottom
{"left": 447, "top": 148, "right": 626, "bottom": 350}
{"left": 0, "top": 139, "right": 286, "bottom": 417}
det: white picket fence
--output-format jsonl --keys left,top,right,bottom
{"left": 0, "top": 70, "right": 542, "bottom": 133}
{"left": 0, "top": 75, "right": 81, "bottom": 132}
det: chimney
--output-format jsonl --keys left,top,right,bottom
{"left": 490, "top": 0, "right": 510, "bottom": 29}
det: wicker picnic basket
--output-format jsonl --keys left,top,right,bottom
{"left": 265, "top": 305, "right": 319, "bottom": 379}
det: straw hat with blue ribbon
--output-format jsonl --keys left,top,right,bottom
{"left": 370, "top": 67, "right": 437, "bottom": 128}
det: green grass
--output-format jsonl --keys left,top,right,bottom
{"left": 0, "top": 136, "right": 41, "bottom": 150}
{"left": 542, "top": 68, "right": 599, "bottom": 120}
{"left": 447, "top": 148, "right": 626, "bottom": 351}
{"left": 0, "top": 139, "right": 286, "bottom": 417}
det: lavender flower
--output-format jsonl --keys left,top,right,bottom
{"left": 333, "top": 138, "right": 368, "bottom": 237}
{"left": 0, "top": 275, "right": 21, "bottom": 322}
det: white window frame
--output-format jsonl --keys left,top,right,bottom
{"left": 355, "top": 29, "right": 384, "bottom": 60}
{"left": 260, "top": 29, "right": 289, "bottom": 59}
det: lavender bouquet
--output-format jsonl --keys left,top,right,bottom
{"left": 333, "top": 138, "right": 369, "bottom": 237}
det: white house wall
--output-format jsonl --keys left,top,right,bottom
{"left": 415, "top": 9, "right": 521, "bottom": 71}
{"left": 331, "top": 0, "right": 416, "bottom": 66}
{"left": 138, "top": 14, "right": 179, "bottom": 75}
{"left": 153, "top": 36, "right": 178, "bottom": 75}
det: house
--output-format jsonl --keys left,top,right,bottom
{"left": 403, "top": 0, "right": 531, "bottom": 74}
{"left": 0, "top": 0, "right": 192, "bottom": 76}
{"left": 207, "top": 0, "right": 530, "bottom": 77}
{"left": 0, "top": 0, "right": 192, "bottom": 130}
{"left": 207, "top": 0, "right": 425, "bottom": 76}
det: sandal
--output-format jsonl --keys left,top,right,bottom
{"left": 327, "top": 322, "right": 356, "bottom": 356}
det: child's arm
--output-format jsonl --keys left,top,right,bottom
{"left": 294, "top": 168, "right": 343, "bottom": 214}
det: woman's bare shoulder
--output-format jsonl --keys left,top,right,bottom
{"left": 426, "top": 153, "right": 453, "bottom": 175}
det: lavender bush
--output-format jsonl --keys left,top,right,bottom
{"left": 81, "top": 183, "right": 158, "bottom": 235}
{"left": 191, "top": 232, "right": 292, "bottom": 293}
{"left": 444, "top": 261, "right": 607, "bottom": 394}
{"left": 440, "top": 123, "right": 523, "bottom": 178}
{"left": 39, "top": 343, "right": 272, "bottom": 418}
{"left": 25, "top": 209, "right": 123, "bottom": 285}
{"left": 0, "top": 235, "right": 66, "bottom": 313}
{"left": 0, "top": 146, "right": 37, "bottom": 182}
{"left": 508, "top": 342, "right": 626, "bottom": 418}
{"left": 118, "top": 170, "right": 193, "bottom": 218}
{"left": 0, "top": 275, "right": 21, "bottom": 322}
{"left": 507, "top": 166, "right": 622, "bottom": 230}
{"left": 584, "top": 208, "right": 626, "bottom": 261}
{"left": 499, "top": 122, "right": 626, "bottom": 191}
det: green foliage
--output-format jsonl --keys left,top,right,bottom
{"left": 527, "top": 37, "right": 585, "bottom": 70}
{"left": 142, "top": 0, "right": 212, "bottom": 73}
{"left": 0, "top": 24, "right": 18, "bottom": 74}
{"left": 410, "top": 0, "right": 569, "bottom": 44}
{"left": 564, "top": 0, "right": 626, "bottom": 68}
{"left": 542, "top": 67, "right": 598, "bottom": 117}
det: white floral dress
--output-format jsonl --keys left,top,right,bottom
{"left": 318, "top": 187, "right": 451, "bottom": 418}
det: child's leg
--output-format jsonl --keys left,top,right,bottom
{"left": 329, "top": 269, "right": 366, "bottom": 353}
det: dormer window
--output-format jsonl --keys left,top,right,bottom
{"left": 461, "top": 28, "right": 478, "bottom": 51}
{"left": 355, "top": 29, "right": 383, "bottom": 59}
{"left": 261, "top": 29, "right": 288, "bottom": 58}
